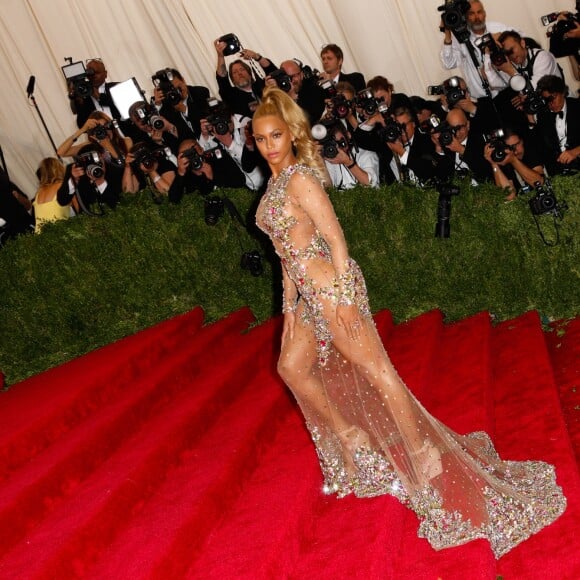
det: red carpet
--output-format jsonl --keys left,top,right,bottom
{"left": 0, "top": 308, "right": 578, "bottom": 579}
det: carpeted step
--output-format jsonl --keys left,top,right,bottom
{"left": 288, "top": 310, "right": 444, "bottom": 579}
{"left": 0, "top": 306, "right": 207, "bottom": 480}
{"left": 81, "top": 321, "right": 289, "bottom": 580}
{"left": 0, "top": 309, "right": 259, "bottom": 577}
{"left": 392, "top": 311, "right": 497, "bottom": 579}
{"left": 545, "top": 316, "right": 580, "bottom": 465}
{"left": 491, "top": 312, "right": 580, "bottom": 579}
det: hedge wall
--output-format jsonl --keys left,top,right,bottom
{"left": 0, "top": 176, "right": 578, "bottom": 385}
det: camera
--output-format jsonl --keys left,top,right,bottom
{"left": 74, "top": 150, "right": 104, "bottom": 180}
{"left": 181, "top": 146, "right": 223, "bottom": 171}
{"left": 509, "top": 75, "right": 548, "bottom": 115}
{"left": 205, "top": 98, "right": 231, "bottom": 136}
{"left": 88, "top": 121, "right": 116, "bottom": 141}
{"left": 329, "top": 93, "right": 352, "bottom": 119}
{"left": 435, "top": 181, "right": 460, "bottom": 238}
{"left": 483, "top": 128, "right": 514, "bottom": 163}
{"left": 542, "top": 4, "right": 579, "bottom": 34}
{"left": 425, "top": 115, "right": 457, "bottom": 147}
{"left": 529, "top": 180, "right": 568, "bottom": 218}
{"left": 319, "top": 79, "right": 338, "bottom": 98}
{"left": 376, "top": 118, "right": 405, "bottom": 143}
{"left": 427, "top": 76, "right": 466, "bottom": 108}
{"left": 62, "top": 60, "right": 94, "bottom": 99}
{"left": 204, "top": 195, "right": 225, "bottom": 225}
{"left": 152, "top": 69, "right": 182, "bottom": 107}
{"left": 269, "top": 69, "right": 292, "bottom": 92}
{"left": 219, "top": 33, "right": 242, "bottom": 56}
{"left": 474, "top": 33, "right": 507, "bottom": 67}
{"left": 354, "top": 89, "right": 380, "bottom": 117}
{"left": 311, "top": 122, "right": 347, "bottom": 159}
{"left": 240, "top": 250, "right": 264, "bottom": 277}
{"left": 132, "top": 103, "right": 165, "bottom": 131}
{"left": 130, "top": 146, "right": 168, "bottom": 172}
{"left": 438, "top": 0, "right": 471, "bottom": 43}
{"left": 301, "top": 64, "right": 321, "bottom": 82}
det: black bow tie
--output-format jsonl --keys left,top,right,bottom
{"left": 553, "top": 111, "right": 564, "bottom": 119}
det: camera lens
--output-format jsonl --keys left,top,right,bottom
{"left": 204, "top": 196, "right": 224, "bottom": 226}
{"left": 323, "top": 141, "right": 339, "bottom": 159}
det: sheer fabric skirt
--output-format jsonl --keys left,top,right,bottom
{"left": 277, "top": 296, "right": 566, "bottom": 559}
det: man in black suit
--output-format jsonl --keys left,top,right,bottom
{"left": 152, "top": 68, "right": 210, "bottom": 142}
{"left": 266, "top": 59, "right": 326, "bottom": 125}
{"left": 319, "top": 44, "right": 365, "bottom": 93}
{"left": 436, "top": 108, "right": 494, "bottom": 184}
{"left": 69, "top": 59, "right": 123, "bottom": 129}
{"left": 535, "top": 75, "right": 580, "bottom": 175}
{"left": 385, "top": 106, "right": 441, "bottom": 185}
{"left": 214, "top": 40, "right": 277, "bottom": 118}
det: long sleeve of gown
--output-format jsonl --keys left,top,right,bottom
{"left": 288, "top": 172, "right": 356, "bottom": 303}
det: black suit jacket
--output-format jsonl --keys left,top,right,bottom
{"left": 160, "top": 85, "right": 210, "bottom": 141}
{"left": 72, "top": 82, "right": 123, "bottom": 129}
{"left": 535, "top": 97, "right": 580, "bottom": 175}
{"left": 404, "top": 131, "right": 441, "bottom": 183}
{"left": 297, "top": 80, "right": 326, "bottom": 125}
{"left": 338, "top": 71, "right": 366, "bottom": 93}
{"left": 217, "top": 61, "right": 277, "bottom": 118}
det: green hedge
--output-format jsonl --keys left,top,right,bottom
{"left": 0, "top": 176, "right": 578, "bottom": 385}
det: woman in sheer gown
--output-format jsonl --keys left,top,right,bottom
{"left": 252, "top": 87, "right": 566, "bottom": 558}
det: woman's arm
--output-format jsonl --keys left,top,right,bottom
{"left": 287, "top": 171, "right": 353, "bottom": 301}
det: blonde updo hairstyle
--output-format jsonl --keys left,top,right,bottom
{"left": 253, "top": 87, "right": 328, "bottom": 185}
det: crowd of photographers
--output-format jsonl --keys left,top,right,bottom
{"left": 0, "top": 0, "right": 578, "bottom": 244}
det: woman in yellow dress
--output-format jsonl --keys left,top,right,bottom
{"left": 32, "top": 158, "right": 71, "bottom": 233}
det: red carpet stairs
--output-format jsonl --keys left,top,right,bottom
{"left": 0, "top": 308, "right": 578, "bottom": 579}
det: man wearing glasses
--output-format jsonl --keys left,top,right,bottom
{"left": 265, "top": 60, "right": 326, "bottom": 125}
{"left": 483, "top": 127, "right": 546, "bottom": 200}
{"left": 434, "top": 108, "right": 494, "bottom": 184}
{"left": 534, "top": 75, "right": 580, "bottom": 175}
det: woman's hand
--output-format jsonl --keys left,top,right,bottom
{"left": 336, "top": 304, "right": 362, "bottom": 341}
{"left": 281, "top": 312, "right": 296, "bottom": 346}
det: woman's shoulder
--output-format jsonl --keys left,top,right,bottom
{"left": 287, "top": 163, "right": 323, "bottom": 185}
{"left": 286, "top": 164, "right": 326, "bottom": 200}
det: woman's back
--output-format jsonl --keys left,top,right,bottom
{"left": 33, "top": 182, "right": 70, "bottom": 233}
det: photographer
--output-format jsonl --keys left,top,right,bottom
{"left": 439, "top": 1, "right": 517, "bottom": 99}
{"left": 198, "top": 101, "right": 265, "bottom": 191}
{"left": 168, "top": 139, "right": 247, "bottom": 203}
{"left": 547, "top": 1, "right": 580, "bottom": 67}
{"left": 57, "top": 111, "right": 132, "bottom": 167}
{"left": 57, "top": 143, "right": 124, "bottom": 212}
{"left": 123, "top": 142, "right": 176, "bottom": 196}
{"left": 483, "top": 127, "right": 546, "bottom": 200}
{"left": 319, "top": 43, "right": 365, "bottom": 93}
{"left": 314, "top": 120, "right": 379, "bottom": 189}
{"left": 427, "top": 75, "right": 502, "bottom": 135}
{"left": 214, "top": 39, "right": 277, "bottom": 118}
{"left": 128, "top": 100, "right": 180, "bottom": 156}
{"left": 494, "top": 31, "right": 563, "bottom": 122}
{"left": 434, "top": 108, "right": 493, "bottom": 184}
{"left": 384, "top": 106, "right": 441, "bottom": 186}
{"left": 67, "top": 59, "right": 123, "bottom": 130}
{"left": 152, "top": 68, "right": 210, "bottom": 141}
{"left": 535, "top": 75, "right": 580, "bottom": 175}
{"left": 265, "top": 59, "right": 326, "bottom": 125}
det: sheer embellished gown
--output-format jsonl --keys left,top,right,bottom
{"left": 256, "top": 163, "right": 566, "bottom": 558}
